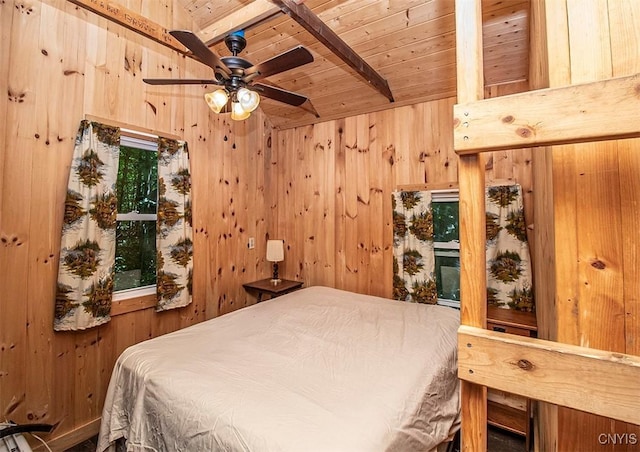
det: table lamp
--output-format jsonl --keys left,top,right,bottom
{"left": 266, "top": 240, "right": 284, "bottom": 284}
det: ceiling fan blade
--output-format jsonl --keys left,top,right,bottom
{"left": 244, "top": 46, "right": 313, "bottom": 81}
{"left": 253, "top": 83, "right": 308, "bottom": 107}
{"left": 170, "top": 30, "right": 231, "bottom": 79}
{"left": 143, "top": 78, "right": 220, "bottom": 86}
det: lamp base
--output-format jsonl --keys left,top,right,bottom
{"left": 271, "top": 262, "right": 280, "bottom": 285}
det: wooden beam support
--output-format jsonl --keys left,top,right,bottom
{"left": 201, "top": 0, "right": 283, "bottom": 46}
{"left": 270, "top": 0, "right": 395, "bottom": 103}
{"left": 67, "top": 0, "right": 188, "bottom": 54}
{"left": 455, "top": 0, "right": 487, "bottom": 451}
{"left": 454, "top": 72, "right": 640, "bottom": 154}
{"left": 458, "top": 326, "right": 640, "bottom": 425}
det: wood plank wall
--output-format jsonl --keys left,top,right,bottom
{"left": 269, "top": 81, "right": 533, "bottom": 298}
{"left": 0, "top": 0, "right": 272, "bottom": 447}
{"left": 1, "top": 1, "right": 535, "bottom": 448}
{"left": 531, "top": 1, "right": 640, "bottom": 450}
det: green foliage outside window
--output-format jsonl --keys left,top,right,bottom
{"left": 432, "top": 200, "right": 460, "bottom": 304}
{"left": 117, "top": 145, "right": 158, "bottom": 214}
{"left": 432, "top": 201, "right": 459, "bottom": 242}
{"left": 114, "top": 145, "right": 158, "bottom": 291}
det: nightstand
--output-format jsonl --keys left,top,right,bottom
{"left": 242, "top": 278, "right": 304, "bottom": 303}
{"left": 487, "top": 306, "right": 537, "bottom": 451}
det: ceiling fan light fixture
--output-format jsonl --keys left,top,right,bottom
{"left": 145, "top": 31, "right": 314, "bottom": 118}
{"left": 204, "top": 89, "right": 229, "bottom": 114}
{"left": 231, "top": 101, "right": 251, "bottom": 121}
{"left": 237, "top": 87, "right": 260, "bottom": 113}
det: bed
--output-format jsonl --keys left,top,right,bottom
{"left": 97, "top": 286, "right": 461, "bottom": 451}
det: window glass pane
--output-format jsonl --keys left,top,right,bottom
{"left": 432, "top": 201, "right": 459, "bottom": 242}
{"left": 115, "top": 220, "right": 157, "bottom": 291}
{"left": 117, "top": 145, "right": 158, "bottom": 214}
{"left": 435, "top": 251, "right": 460, "bottom": 301}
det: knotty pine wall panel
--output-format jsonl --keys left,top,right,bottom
{"left": 269, "top": 91, "right": 533, "bottom": 298}
{"left": 535, "top": 1, "right": 640, "bottom": 449}
{"left": 0, "top": 0, "right": 271, "bottom": 446}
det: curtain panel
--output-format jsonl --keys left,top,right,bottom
{"left": 55, "top": 121, "right": 120, "bottom": 331}
{"left": 55, "top": 122, "right": 194, "bottom": 331}
{"left": 156, "top": 138, "right": 193, "bottom": 311}
{"left": 392, "top": 191, "right": 438, "bottom": 304}
{"left": 392, "top": 185, "right": 534, "bottom": 312}
{"left": 485, "top": 184, "right": 534, "bottom": 312}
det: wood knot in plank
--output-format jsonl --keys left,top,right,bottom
{"left": 516, "top": 127, "right": 533, "bottom": 138}
{"left": 5, "top": 393, "right": 25, "bottom": 416}
{"left": 8, "top": 90, "right": 25, "bottom": 103}
{"left": 517, "top": 359, "right": 534, "bottom": 371}
{"left": 145, "top": 101, "right": 157, "bottom": 114}
{"left": 15, "top": 3, "right": 34, "bottom": 14}
{"left": 502, "top": 115, "right": 515, "bottom": 124}
{"left": 357, "top": 195, "right": 369, "bottom": 205}
{"left": 485, "top": 156, "right": 493, "bottom": 170}
{"left": 1, "top": 235, "right": 23, "bottom": 246}
{"left": 591, "top": 259, "right": 606, "bottom": 270}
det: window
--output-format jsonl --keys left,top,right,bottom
{"left": 432, "top": 190, "right": 460, "bottom": 308}
{"left": 114, "top": 134, "right": 158, "bottom": 298}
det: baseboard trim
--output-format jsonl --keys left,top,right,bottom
{"left": 34, "top": 418, "right": 101, "bottom": 452}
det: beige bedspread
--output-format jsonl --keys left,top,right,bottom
{"left": 97, "top": 286, "right": 460, "bottom": 451}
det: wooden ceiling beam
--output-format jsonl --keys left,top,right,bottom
{"left": 270, "top": 0, "right": 395, "bottom": 103}
{"left": 200, "top": 0, "right": 284, "bottom": 47}
{"left": 196, "top": 0, "right": 394, "bottom": 103}
{"left": 198, "top": 0, "right": 311, "bottom": 47}
{"left": 67, "top": 0, "right": 188, "bottom": 54}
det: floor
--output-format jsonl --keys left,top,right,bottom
{"left": 66, "top": 426, "right": 526, "bottom": 451}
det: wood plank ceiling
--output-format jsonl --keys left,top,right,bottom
{"left": 175, "top": 0, "right": 530, "bottom": 129}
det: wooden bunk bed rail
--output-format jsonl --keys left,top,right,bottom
{"left": 458, "top": 326, "right": 640, "bottom": 425}
{"left": 453, "top": 72, "right": 640, "bottom": 154}
{"left": 454, "top": 1, "right": 640, "bottom": 449}
{"left": 453, "top": 67, "right": 640, "bottom": 428}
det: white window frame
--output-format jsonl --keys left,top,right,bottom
{"left": 431, "top": 189, "right": 460, "bottom": 309}
{"left": 114, "top": 132, "right": 158, "bottom": 300}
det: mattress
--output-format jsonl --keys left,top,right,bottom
{"left": 97, "top": 286, "right": 460, "bottom": 451}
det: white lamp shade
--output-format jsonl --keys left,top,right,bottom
{"left": 231, "top": 101, "right": 251, "bottom": 121}
{"left": 204, "top": 89, "right": 228, "bottom": 114}
{"left": 237, "top": 87, "right": 260, "bottom": 112}
{"left": 266, "top": 240, "right": 284, "bottom": 262}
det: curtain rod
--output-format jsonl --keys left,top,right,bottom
{"left": 84, "top": 114, "right": 183, "bottom": 141}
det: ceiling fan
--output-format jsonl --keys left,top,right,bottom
{"left": 143, "top": 30, "right": 314, "bottom": 120}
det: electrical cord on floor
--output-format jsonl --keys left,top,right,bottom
{"left": 30, "top": 433, "right": 53, "bottom": 452}
{"left": 1, "top": 420, "right": 54, "bottom": 452}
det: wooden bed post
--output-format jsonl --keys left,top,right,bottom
{"left": 454, "top": 0, "right": 487, "bottom": 450}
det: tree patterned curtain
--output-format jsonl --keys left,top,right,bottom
{"left": 55, "top": 120, "right": 120, "bottom": 331}
{"left": 392, "top": 191, "right": 438, "bottom": 304}
{"left": 55, "top": 123, "right": 194, "bottom": 331}
{"left": 486, "top": 184, "right": 534, "bottom": 312}
{"left": 392, "top": 185, "right": 534, "bottom": 312}
{"left": 155, "top": 138, "right": 193, "bottom": 311}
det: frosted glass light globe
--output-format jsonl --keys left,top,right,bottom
{"left": 237, "top": 87, "right": 260, "bottom": 113}
{"left": 204, "top": 89, "right": 228, "bottom": 113}
{"left": 231, "top": 101, "right": 251, "bottom": 121}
